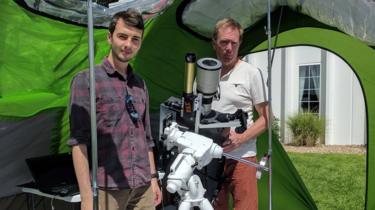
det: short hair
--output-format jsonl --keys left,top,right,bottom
{"left": 212, "top": 17, "right": 244, "bottom": 43}
{"left": 108, "top": 8, "right": 144, "bottom": 34}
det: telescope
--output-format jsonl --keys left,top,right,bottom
{"left": 195, "top": 57, "right": 222, "bottom": 117}
{"left": 158, "top": 52, "right": 267, "bottom": 210}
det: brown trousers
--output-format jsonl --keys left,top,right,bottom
{"left": 98, "top": 185, "right": 154, "bottom": 210}
{"left": 214, "top": 156, "right": 258, "bottom": 210}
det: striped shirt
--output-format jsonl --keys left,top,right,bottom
{"left": 68, "top": 58, "right": 154, "bottom": 189}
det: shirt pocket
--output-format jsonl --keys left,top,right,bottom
{"left": 96, "top": 96, "right": 123, "bottom": 127}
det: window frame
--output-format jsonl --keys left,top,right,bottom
{"left": 298, "top": 63, "right": 321, "bottom": 114}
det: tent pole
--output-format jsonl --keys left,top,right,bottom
{"left": 266, "top": 0, "right": 273, "bottom": 210}
{"left": 87, "top": 0, "right": 99, "bottom": 209}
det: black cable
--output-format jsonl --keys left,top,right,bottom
{"left": 270, "top": 6, "right": 284, "bottom": 70}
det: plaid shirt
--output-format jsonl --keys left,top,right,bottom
{"left": 68, "top": 58, "right": 154, "bottom": 189}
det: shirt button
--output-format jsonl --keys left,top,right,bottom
{"left": 130, "top": 128, "right": 135, "bottom": 137}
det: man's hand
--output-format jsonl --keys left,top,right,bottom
{"left": 222, "top": 129, "right": 244, "bottom": 152}
{"left": 151, "top": 178, "right": 162, "bottom": 206}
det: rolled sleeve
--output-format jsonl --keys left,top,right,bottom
{"left": 68, "top": 72, "right": 91, "bottom": 146}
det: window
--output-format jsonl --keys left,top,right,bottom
{"left": 299, "top": 64, "right": 320, "bottom": 113}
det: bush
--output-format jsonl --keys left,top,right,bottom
{"left": 286, "top": 112, "right": 325, "bottom": 146}
{"left": 272, "top": 117, "right": 281, "bottom": 140}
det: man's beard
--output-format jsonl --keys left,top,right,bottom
{"left": 113, "top": 48, "right": 132, "bottom": 63}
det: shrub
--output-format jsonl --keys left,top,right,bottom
{"left": 286, "top": 112, "right": 325, "bottom": 146}
{"left": 272, "top": 117, "right": 281, "bottom": 140}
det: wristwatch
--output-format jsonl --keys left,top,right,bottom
{"left": 151, "top": 172, "right": 159, "bottom": 179}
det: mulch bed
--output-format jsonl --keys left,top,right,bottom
{"left": 282, "top": 144, "right": 366, "bottom": 154}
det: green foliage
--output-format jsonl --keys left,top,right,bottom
{"left": 288, "top": 152, "right": 366, "bottom": 210}
{"left": 272, "top": 117, "right": 281, "bottom": 140}
{"left": 287, "top": 112, "right": 325, "bottom": 146}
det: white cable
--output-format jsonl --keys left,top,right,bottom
{"left": 50, "top": 197, "right": 55, "bottom": 210}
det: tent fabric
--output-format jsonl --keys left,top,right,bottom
{"left": 256, "top": 136, "right": 317, "bottom": 209}
{"left": 181, "top": 0, "right": 375, "bottom": 46}
{"left": 0, "top": 0, "right": 373, "bottom": 209}
{"left": 15, "top": 0, "right": 174, "bottom": 27}
{"left": 0, "top": 0, "right": 109, "bottom": 116}
{"left": 0, "top": 110, "right": 58, "bottom": 197}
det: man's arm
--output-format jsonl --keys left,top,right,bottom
{"left": 142, "top": 82, "right": 162, "bottom": 205}
{"left": 72, "top": 144, "right": 93, "bottom": 210}
{"left": 68, "top": 72, "right": 94, "bottom": 210}
{"left": 224, "top": 102, "right": 269, "bottom": 152}
{"left": 148, "top": 149, "right": 162, "bottom": 206}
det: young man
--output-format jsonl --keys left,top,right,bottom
{"left": 68, "top": 9, "right": 162, "bottom": 210}
{"left": 211, "top": 17, "right": 269, "bottom": 210}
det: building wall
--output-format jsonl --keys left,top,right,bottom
{"left": 244, "top": 46, "right": 366, "bottom": 145}
{"left": 325, "top": 51, "right": 366, "bottom": 145}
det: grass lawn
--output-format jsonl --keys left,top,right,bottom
{"left": 287, "top": 152, "right": 366, "bottom": 210}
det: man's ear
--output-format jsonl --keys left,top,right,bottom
{"left": 212, "top": 39, "right": 217, "bottom": 51}
{"left": 107, "top": 32, "right": 113, "bottom": 44}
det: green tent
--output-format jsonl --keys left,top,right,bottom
{"left": 0, "top": 0, "right": 372, "bottom": 209}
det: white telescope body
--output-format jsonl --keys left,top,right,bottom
{"left": 163, "top": 122, "right": 223, "bottom": 169}
{"left": 163, "top": 122, "right": 223, "bottom": 210}
{"left": 166, "top": 153, "right": 195, "bottom": 193}
{"left": 196, "top": 58, "right": 222, "bottom": 115}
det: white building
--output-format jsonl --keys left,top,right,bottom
{"left": 245, "top": 46, "right": 366, "bottom": 145}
